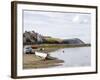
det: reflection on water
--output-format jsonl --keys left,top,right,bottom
{"left": 50, "top": 47, "right": 91, "bottom": 68}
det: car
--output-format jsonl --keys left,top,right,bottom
{"left": 25, "top": 47, "right": 33, "bottom": 54}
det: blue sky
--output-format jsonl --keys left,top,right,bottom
{"left": 23, "top": 10, "right": 91, "bottom": 43}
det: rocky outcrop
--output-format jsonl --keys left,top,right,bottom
{"left": 23, "top": 31, "right": 45, "bottom": 44}
{"left": 62, "top": 38, "right": 84, "bottom": 44}
{"left": 23, "top": 30, "right": 85, "bottom": 45}
{"left": 23, "top": 31, "right": 36, "bottom": 44}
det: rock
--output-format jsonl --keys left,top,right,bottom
{"left": 62, "top": 38, "right": 84, "bottom": 44}
{"left": 23, "top": 30, "right": 85, "bottom": 45}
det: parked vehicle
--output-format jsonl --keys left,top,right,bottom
{"left": 24, "top": 47, "right": 33, "bottom": 54}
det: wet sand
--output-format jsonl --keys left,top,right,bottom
{"left": 23, "top": 54, "right": 64, "bottom": 69}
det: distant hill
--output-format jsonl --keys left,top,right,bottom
{"left": 23, "top": 30, "right": 85, "bottom": 45}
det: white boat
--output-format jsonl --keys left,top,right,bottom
{"left": 35, "top": 52, "right": 48, "bottom": 59}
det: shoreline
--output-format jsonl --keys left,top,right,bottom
{"left": 23, "top": 44, "right": 91, "bottom": 69}
{"left": 23, "top": 54, "right": 64, "bottom": 69}
{"left": 24, "top": 43, "right": 91, "bottom": 48}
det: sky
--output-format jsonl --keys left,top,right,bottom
{"left": 23, "top": 10, "right": 91, "bottom": 43}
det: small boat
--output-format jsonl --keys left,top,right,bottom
{"left": 35, "top": 52, "right": 48, "bottom": 59}
{"left": 35, "top": 52, "right": 56, "bottom": 60}
{"left": 31, "top": 45, "right": 38, "bottom": 49}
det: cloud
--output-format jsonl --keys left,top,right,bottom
{"left": 72, "top": 14, "right": 91, "bottom": 24}
{"left": 72, "top": 15, "right": 80, "bottom": 23}
{"left": 23, "top": 10, "right": 91, "bottom": 43}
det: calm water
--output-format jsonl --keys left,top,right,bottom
{"left": 50, "top": 47, "right": 91, "bottom": 68}
{"left": 24, "top": 46, "right": 91, "bottom": 68}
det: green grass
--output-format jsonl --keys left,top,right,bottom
{"left": 36, "top": 43, "right": 91, "bottom": 48}
{"left": 45, "top": 37, "right": 62, "bottom": 43}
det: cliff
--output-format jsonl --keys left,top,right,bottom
{"left": 23, "top": 30, "right": 85, "bottom": 45}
